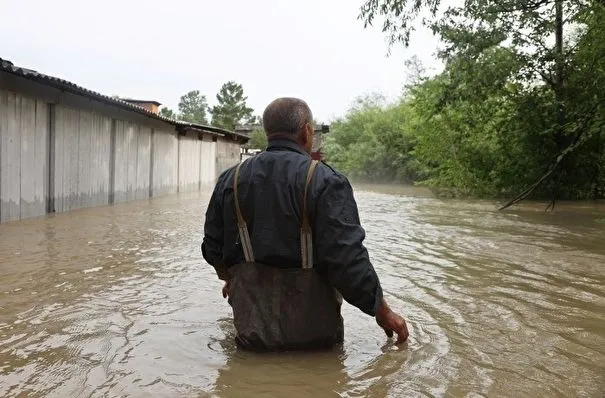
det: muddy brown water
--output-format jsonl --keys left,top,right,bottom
{"left": 1, "top": 185, "right": 604, "bottom": 397}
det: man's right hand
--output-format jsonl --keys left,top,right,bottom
{"left": 222, "top": 280, "right": 231, "bottom": 299}
{"left": 376, "top": 299, "right": 409, "bottom": 344}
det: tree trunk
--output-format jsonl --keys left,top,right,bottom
{"left": 595, "top": 128, "right": 604, "bottom": 199}
{"left": 555, "top": 0, "right": 563, "bottom": 83}
{"left": 554, "top": 0, "right": 565, "bottom": 144}
{"left": 552, "top": 0, "right": 565, "bottom": 202}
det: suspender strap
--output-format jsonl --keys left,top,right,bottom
{"left": 301, "top": 160, "right": 319, "bottom": 269}
{"left": 233, "top": 159, "right": 320, "bottom": 268}
{"left": 234, "top": 161, "right": 255, "bottom": 263}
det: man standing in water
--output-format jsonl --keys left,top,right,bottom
{"left": 202, "top": 97, "right": 409, "bottom": 351}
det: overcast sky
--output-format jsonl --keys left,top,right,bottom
{"left": 1, "top": 0, "right": 443, "bottom": 122}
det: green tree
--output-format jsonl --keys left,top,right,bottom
{"left": 210, "top": 81, "right": 254, "bottom": 130}
{"left": 358, "top": 0, "right": 605, "bottom": 203}
{"left": 247, "top": 128, "right": 268, "bottom": 150}
{"left": 178, "top": 90, "right": 209, "bottom": 124}
{"left": 159, "top": 107, "right": 176, "bottom": 119}
{"left": 324, "top": 95, "right": 426, "bottom": 184}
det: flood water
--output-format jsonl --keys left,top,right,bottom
{"left": 1, "top": 185, "right": 604, "bottom": 397}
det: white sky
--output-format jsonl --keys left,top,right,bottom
{"left": 1, "top": 0, "right": 443, "bottom": 122}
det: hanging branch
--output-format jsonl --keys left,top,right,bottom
{"left": 545, "top": 197, "right": 557, "bottom": 212}
{"left": 545, "top": 164, "right": 563, "bottom": 212}
{"left": 498, "top": 156, "right": 561, "bottom": 210}
{"left": 498, "top": 108, "right": 599, "bottom": 211}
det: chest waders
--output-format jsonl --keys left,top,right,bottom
{"left": 227, "top": 159, "right": 344, "bottom": 351}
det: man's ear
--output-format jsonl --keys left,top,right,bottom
{"left": 306, "top": 123, "right": 314, "bottom": 143}
{"left": 299, "top": 124, "right": 310, "bottom": 145}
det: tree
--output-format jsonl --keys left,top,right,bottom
{"left": 247, "top": 115, "right": 262, "bottom": 126}
{"left": 178, "top": 90, "right": 209, "bottom": 124}
{"left": 247, "top": 128, "right": 268, "bottom": 151}
{"left": 159, "top": 107, "right": 176, "bottom": 119}
{"left": 358, "top": 0, "right": 605, "bottom": 204}
{"left": 210, "top": 81, "right": 254, "bottom": 130}
{"left": 324, "top": 95, "right": 426, "bottom": 184}
{"left": 403, "top": 55, "right": 427, "bottom": 93}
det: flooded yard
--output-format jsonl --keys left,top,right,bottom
{"left": 1, "top": 186, "right": 604, "bottom": 397}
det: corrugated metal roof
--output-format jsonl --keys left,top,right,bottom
{"left": 176, "top": 121, "right": 250, "bottom": 139}
{"left": 0, "top": 57, "right": 249, "bottom": 142}
{"left": 120, "top": 98, "right": 162, "bottom": 106}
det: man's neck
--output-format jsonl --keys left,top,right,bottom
{"left": 266, "top": 136, "right": 309, "bottom": 156}
{"left": 267, "top": 133, "right": 298, "bottom": 143}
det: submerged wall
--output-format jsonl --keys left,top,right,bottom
{"left": 151, "top": 127, "right": 179, "bottom": 198}
{"left": 0, "top": 91, "right": 48, "bottom": 222}
{"left": 53, "top": 105, "right": 112, "bottom": 212}
{"left": 0, "top": 83, "right": 242, "bottom": 224}
{"left": 178, "top": 131, "right": 202, "bottom": 193}
{"left": 216, "top": 137, "right": 241, "bottom": 178}
{"left": 200, "top": 135, "right": 217, "bottom": 189}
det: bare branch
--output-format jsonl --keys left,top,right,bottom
{"left": 499, "top": 102, "right": 601, "bottom": 211}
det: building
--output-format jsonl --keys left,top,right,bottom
{"left": 310, "top": 124, "right": 330, "bottom": 160}
{"left": 0, "top": 57, "right": 248, "bottom": 224}
{"left": 120, "top": 99, "right": 161, "bottom": 114}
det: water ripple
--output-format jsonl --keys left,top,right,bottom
{"left": 0, "top": 188, "right": 604, "bottom": 397}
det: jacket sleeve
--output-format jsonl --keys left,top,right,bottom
{"left": 313, "top": 172, "right": 384, "bottom": 316}
{"left": 202, "top": 171, "right": 229, "bottom": 280}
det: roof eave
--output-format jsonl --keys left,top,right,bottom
{"left": 0, "top": 58, "right": 249, "bottom": 142}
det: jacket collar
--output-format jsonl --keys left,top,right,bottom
{"left": 266, "top": 138, "right": 310, "bottom": 157}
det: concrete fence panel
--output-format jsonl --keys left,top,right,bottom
{"left": 151, "top": 128, "right": 178, "bottom": 197}
{"left": 53, "top": 105, "right": 111, "bottom": 212}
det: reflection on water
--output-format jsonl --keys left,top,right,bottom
{"left": 1, "top": 187, "right": 604, "bottom": 397}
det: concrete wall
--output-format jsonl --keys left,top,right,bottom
{"left": 113, "top": 121, "right": 151, "bottom": 203}
{"left": 178, "top": 132, "right": 202, "bottom": 193}
{"left": 151, "top": 127, "right": 178, "bottom": 197}
{"left": 216, "top": 137, "right": 241, "bottom": 179}
{"left": 0, "top": 90, "right": 48, "bottom": 223}
{"left": 0, "top": 79, "right": 243, "bottom": 224}
{"left": 200, "top": 135, "right": 216, "bottom": 189}
{"left": 53, "top": 105, "right": 112, "bottom": 212}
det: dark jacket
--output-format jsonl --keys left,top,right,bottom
{"left": 201, "top": 139, "right": 383, "bottom": 316}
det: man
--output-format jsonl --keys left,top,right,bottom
{"left": 202, "top": 97, "right": 408, "bottom": 351}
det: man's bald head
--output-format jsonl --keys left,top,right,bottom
{"left": 262, "top": 97, "right": 313, "bottom": 136}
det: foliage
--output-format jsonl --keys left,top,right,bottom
{"left": 178, "top": 90, "right": 209, "bottom": 124}
{"left": 324, "top": 95, "right": 427, "bottom": 184}
{"left": 338, "top": 0, "right": 605, "bottom": 200}
{"left": 210, "top": 81, "right": 254, "bottom": 130}
{"left": 159, "top": 107, "right": 175, "bottom": 119}
{"left": 247, "top": 128, "right": 268, "bottom": 150}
